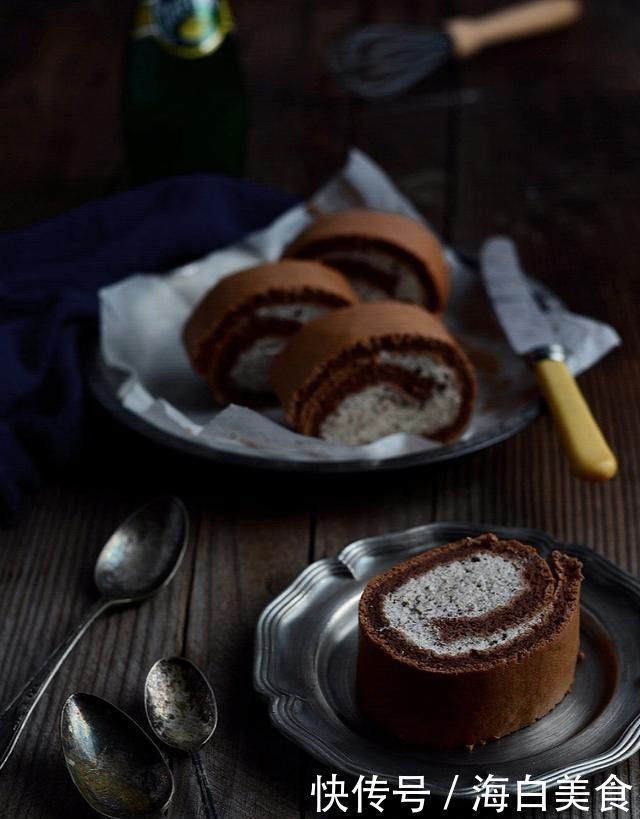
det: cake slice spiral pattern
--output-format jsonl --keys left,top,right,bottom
{"left": 286, "top": 209, "right": 449, "bottom": 311}
{"left": 357, "top": 533, "right": 583, "bottom": 748}
{"left": 271, "top": 302, "right": 476, "bottom": 445}
{"left": 183, "top": 260, "right": 357, "bottom": 406}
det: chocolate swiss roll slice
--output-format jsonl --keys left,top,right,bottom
{"left": 183, "top": 260, "right": 357, "bottom": 406}
{"left": 357, "top": 533, "right": 583, "bottom": 749}
{"left": 271, "top": 302, "right": 475, "bottom": 445}
{"left": 285, "top": 209, "right": 449, "bottom": 311}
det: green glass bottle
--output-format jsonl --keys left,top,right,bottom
{"left": 123, "top": 0, "right": 248, "bottom": 183}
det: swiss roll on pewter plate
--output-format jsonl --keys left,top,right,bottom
{"left": 89, "top": 151, "right": 619, "bottom": 472}
{"left": 254, "top": 522, "right": 640, "bottom": 795}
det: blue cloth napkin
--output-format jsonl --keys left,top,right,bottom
{"left": 0, "top": 175, "right": 296, "bottom": 523}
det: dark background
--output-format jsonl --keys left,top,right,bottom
{"left": 0, "top": 0, "right": 639, "bottom": 817}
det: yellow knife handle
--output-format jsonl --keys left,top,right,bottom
{"left": 534, "top": 357, "right": 617, "bottom": 481}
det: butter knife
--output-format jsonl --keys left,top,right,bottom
{"left": 480, "top": 237, "right": 617, "bottom": 481}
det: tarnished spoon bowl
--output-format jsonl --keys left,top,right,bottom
{"left": 145, "top": 657, "right": 220, "bottom": 818}
{"left": 95, "top": 496, "right": 189, "bottom": 602}
{"left": 145, "top": 657, "right": 218, "bottom": 752}
{"left": 61, "top": 693, "right": 174, "bottom": 819}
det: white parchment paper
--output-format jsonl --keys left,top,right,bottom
{"left": 99, "top": 150, "right": 620, "bottom": 463}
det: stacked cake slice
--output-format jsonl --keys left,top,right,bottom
{"left": 286, "top": 209, "right": 449, "bottom": 310}
{"left": 271, "top": 302, "right": 476, "bottom": 445}
{"left": 182, "top": 208, "right": 477, "bottom": 445}
{"left": 183, "top": 260, "right": 357, "bottom": 406}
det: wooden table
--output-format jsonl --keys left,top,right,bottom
{"left": 1, "top": 0, "right": 639, "bottom": 816}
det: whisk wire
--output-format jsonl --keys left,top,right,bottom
{"left": 328, "top": 24, "right": 453, "bottom": 99}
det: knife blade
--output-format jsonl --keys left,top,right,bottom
{"left": 480, "top": 236, "right": 556, "bottom": 356}
{"left": 480, "top": 236, "right": 617, "bottom": 481}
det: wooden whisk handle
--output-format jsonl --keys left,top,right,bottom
{"left": 445, "top": 0, "right": 582, "bottom": 60}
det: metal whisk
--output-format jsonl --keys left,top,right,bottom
{"left": 328, "top": 0, "right": 582, "bottom": 100}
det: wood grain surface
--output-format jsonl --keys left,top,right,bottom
{"left": 0, "top": 0, "right": 639, "bottom": 816}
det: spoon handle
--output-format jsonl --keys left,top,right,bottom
{"left": 191, "top": 751, "right": 219, "bottom": 819}
{"left": 0, "top": 597, "right": 109, "bottom": 771}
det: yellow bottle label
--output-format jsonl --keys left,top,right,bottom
{"left": 134, "top": 0, "right": 234, "bottom": 58}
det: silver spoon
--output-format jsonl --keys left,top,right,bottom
{"left": 145, "top": 657, "right": 219, "bottom": 819}
{"left": 0, "top": 496, "right": 188, "bottom": 771}
{"left": 61, "top": 692, "right": 174, "bottom": 818}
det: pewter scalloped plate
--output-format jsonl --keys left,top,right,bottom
{"left": 254, "top": 522, "right": 640, "bottom": 797}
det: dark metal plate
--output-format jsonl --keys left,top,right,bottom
{"left": 254, "top": 522, "right": 640, "bottom": 796}
{"left": 86, "top": 251, "right": 541, "bottom": 474}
